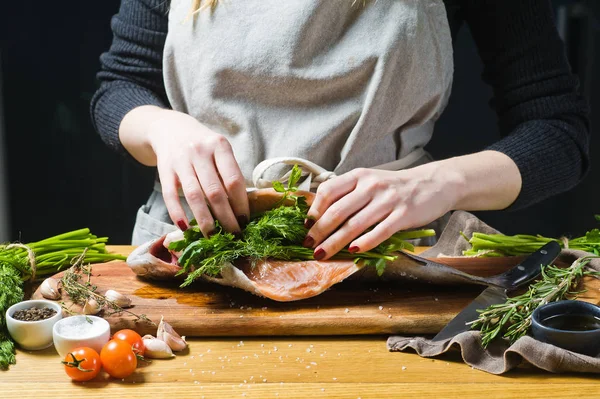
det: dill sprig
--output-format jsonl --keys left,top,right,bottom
{"left": 470, "top": 256, "right": 600, "bottom": 347}
{"left": 171, "top": 165, "right": 436, "bottom": 287}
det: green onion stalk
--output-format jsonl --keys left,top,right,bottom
{"left": 0, "top": 228, "right": 126, "bottom": 369}
{"left": 462, "top": 224, "right": 600, "bottom": 258}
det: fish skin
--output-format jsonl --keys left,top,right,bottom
{"left": 126, "top": 234, "right": 492, "bottom": 301}
{"left": 125, "top": 188, "right": 493, "bottom": 301}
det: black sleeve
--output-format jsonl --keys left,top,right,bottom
{"left": 460, "top": 0, "right": 590, "bottom": 210}
{"left": 90, "top": 0, "right": 171, "bottom": 158}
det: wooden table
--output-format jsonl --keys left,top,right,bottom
{"left": 2, "top": 246, "right": 600, "bottom": 398}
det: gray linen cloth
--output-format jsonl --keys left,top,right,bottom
{"left": 387, "top": 211, "right": 600, "bottom": 374}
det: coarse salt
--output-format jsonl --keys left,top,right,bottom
{"left": 54, "top": 317, "right": 106, "bottom": 339}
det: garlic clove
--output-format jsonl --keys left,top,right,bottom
{"left": 40, "top": 277, "right": 61, "bottom": 300}
{"left": 142, "top": 335, "right": 175, "bottom": 359}
{"left": 83, "top": 297, "right": 101, "bottom": 315}
{"left": 104, "top": 289, "right": 132, "bottom": 308}
{"left": 157, "top": 316, "right": 187, "bottom": 352}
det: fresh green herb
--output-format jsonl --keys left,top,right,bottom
{"left": 470, "top": 256, "right": 600, "bottom": 347}
{"left": 171, "top": 165, "right": 436, "bottom": 287}
{"left": 0, "top": 229, "right": 126, "bottom": 369}
{"left": 60, "top": 252, "right": 152, "bottom": 323}
{"left": 462, "top": 216, "right": 600, "bottom": 257}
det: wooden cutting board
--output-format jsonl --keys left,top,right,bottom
{"left": 31, "top": 251, "right": 600, "bottom": 337}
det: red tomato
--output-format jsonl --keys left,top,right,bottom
{"left": 100, "top": 339, "right": 137, "bottom": 379}
{"left": 113, "top": 329, "right": 145, "bottom": 356}
{"left": 62, "top": 347, "right": 102, "bottom": 382}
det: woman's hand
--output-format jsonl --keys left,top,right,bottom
{"left": 303, "top": 151, "right": 522, "bottom": 260}
{"left": 120, "top": 106, "right": 249, "bottom": 237}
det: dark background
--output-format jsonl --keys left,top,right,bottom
{"left": 0, "top": 1, "right": 598, "bottom": 244}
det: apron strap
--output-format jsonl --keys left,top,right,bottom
{"left": 251, "top": 148, "right": 428, "bottom": 192}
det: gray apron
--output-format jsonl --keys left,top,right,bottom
{"left": 132, "top": 0, "right": 454, "bottom": 246}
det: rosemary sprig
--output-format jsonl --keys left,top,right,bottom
{"left": 60, "top": 252, "right": 154, "bottom": 325}
{"left": 470, "top": 256, "right": 600, "bottom": 347}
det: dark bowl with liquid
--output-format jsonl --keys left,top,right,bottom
{"left": 531, "top": 300, "right": 600, "bottom": 357}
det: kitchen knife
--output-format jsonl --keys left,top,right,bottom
{"left": 431, "top": 241, "right": 561, "bottom": 342}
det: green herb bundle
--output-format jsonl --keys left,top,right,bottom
{"left": 471, "top": 256, "right": 600, "bottom": 347}
{"left": 0, "top": 229, "right": 126, "bottom": 369}
{"left": 462, "top": 217, "right": 600, "bottom": 257}
{"left": 170, "top": 165, "right": 436, "bottom": 287}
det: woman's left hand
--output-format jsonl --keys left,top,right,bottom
{"left": 303, "top": 164, "right": 465, "bottom": 260}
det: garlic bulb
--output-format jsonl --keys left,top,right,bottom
{"left": 142, "top": 335, "right": 175, "bottom": 358}
{"left": 157, "top": 316, "right": 187, "bottom": 352}
{"left": 83, "top": 297, "right": 101, "bottom": 315}
{"left": 104, "top": 289, "right": 132, "bottom": 308}
{"left": 40, "top": 277, "right": 61, "bottom": 300}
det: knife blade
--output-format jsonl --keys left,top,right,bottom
{"left": 431, "top": 241, "right": 561, "bottom": 342}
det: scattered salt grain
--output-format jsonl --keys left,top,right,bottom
{"left": 388, "top": 315, "right": 392, "bottom": 318}
{"left": 333, "top": 377, "right": 337, "bottom": 381}
{"left": 378, "top": 306, "right": 383, "bottom": 310}
{"left": 402, "top": 366, "right": 407, "bottom": 371}
{"left": 344, "top": 308, "right": 350, "bottom": 313}
{"left": 263, "top": 378, "right": 267, "bottom": 382}
{"left": 262, "top": 306, "right": 267, "bottom": 310}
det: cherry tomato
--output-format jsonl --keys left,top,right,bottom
{"left": 62, "top": 347, "right": 102, "bottom": 382}
{"left": 100, "top": 339, "right": 137, "bottom": 379}
{"left": 113, "top": 329, "right": 145, "bottom": 356}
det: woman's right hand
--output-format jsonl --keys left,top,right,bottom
{"left": 120, "top": 106, "right": 249, "bottom": 237}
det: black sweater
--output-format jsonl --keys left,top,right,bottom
{"left": 90, "top": 0, "right": 590, "bottom": 211}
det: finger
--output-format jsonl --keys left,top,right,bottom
{"left": 349, "top": 209, "right": 414, "bottom": 253}
{"left": 177, "top": 166, "right": 216, "bottom": 237}
{"left": 313, "top": 202, "right": 392, "bottom": 260}
{"left": 193, "top": 159, "right": 241, "bottom": 233}
{"left": 158, "top": 166, "right": 191, "bottom": 232}
{"left": 306, "top": 170, "right": 362, "bottom": 228}
{"left": 214, "top": 141, "right": 250, "bottom": 227}
{"left": 304, "top": 190, "right": 371, "bottom": 249}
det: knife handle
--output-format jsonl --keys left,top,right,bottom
{"left": 491, "top": 241, "right": 561, "bottom": 290}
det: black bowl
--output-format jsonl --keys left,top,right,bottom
{"left": 531, "top": 300, "right": 600, "bottom": 357}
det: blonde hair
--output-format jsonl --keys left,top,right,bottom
{"left": 190, "top": 0, "right": 366, "bottom": 15}
{"left": 190, "top": 0, "right": 219, "bottom": 15}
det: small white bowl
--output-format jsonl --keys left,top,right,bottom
{"left": 6, "top": 299, "right": 63, "bottom": 350}
{"left": 52, "top": 315, "right": 111, "bottom": 358}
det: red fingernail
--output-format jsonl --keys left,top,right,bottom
{"left": 348, "top": 246, "right": 360, "bottom": 253}
{"left": 302, "top": 235, "right": 315, "bottom": 248}
{"left": 207, "top": 229, "right": 217, "bottom": 238}
{"left": 304, "top": 219, "right": 315, "bottom": 229}
{"left": 237, "top": 215, "right": 249, "bottom": 228}
{"left": 314, "top": 248, "right": 326, "bottom": 260}
{"left": 177, "top": 220, "right": 188, "bottom": 231}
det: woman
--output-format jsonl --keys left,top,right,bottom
{"left": 91, "top": 0, "right": 589, "bottom": 260}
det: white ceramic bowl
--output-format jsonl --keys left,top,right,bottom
{"left": 6, "top": 299, "right": 63, "bottom": 350}
{"left": 52, "top": 315, "right": 111, "bottom": 358}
